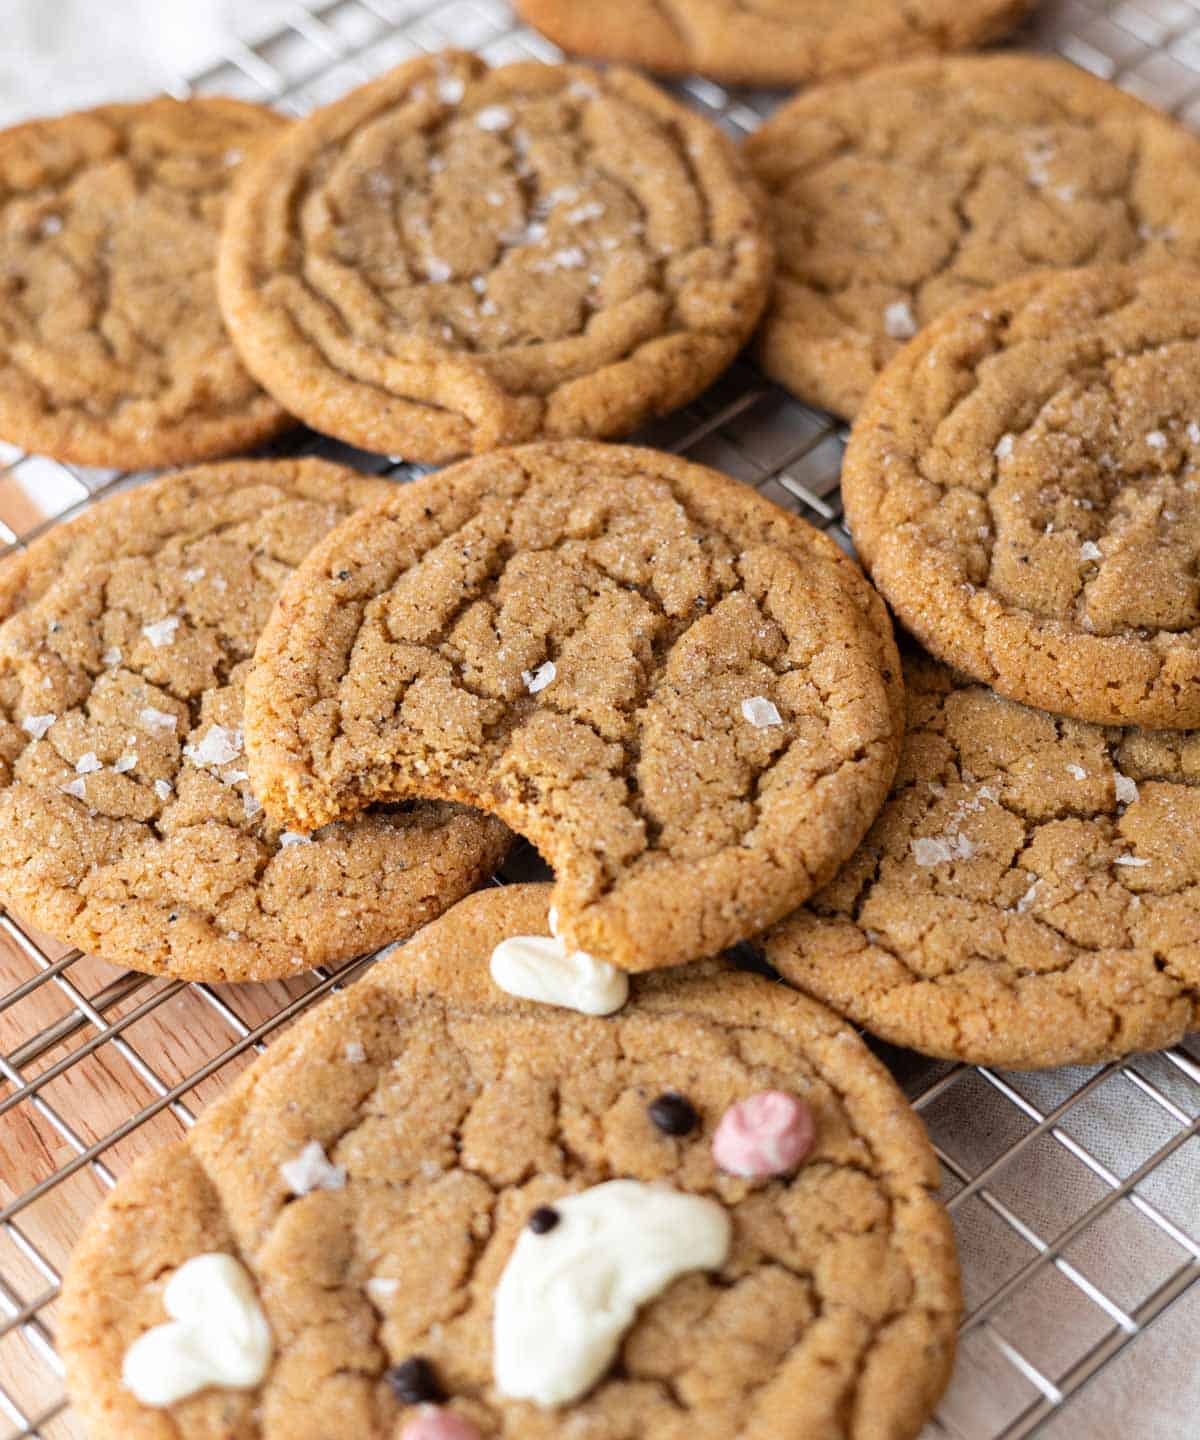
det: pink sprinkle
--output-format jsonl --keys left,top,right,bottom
{"left": 400, "top": 1411, "right": 481, "bottom": 1440}
{"left": 712, "top": 1091, "right": 814, "bottom": 1179}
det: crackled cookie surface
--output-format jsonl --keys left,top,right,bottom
{"left": 244, "top": 441, "right": 902, "bottom": 973}
{"left": 217, "top": 52, "right": 772, "bottom": 463}
{"left": 842, "top": 266, "right": 1200, "bottom": 729}
{"left": 0, "top": 98, "right": 291, "bottom": 468}
{"left": 745, "top": 56, "right": 1200, "bottom": 420}
{"left": 761, "top": 650, "right": 1200, "bottom": 1068}
{"left": 59, "top": 884, "right": 960, "bottom": 1440}
{"left": 0, "top": 461, "right": 508, "bottom": 982}
{"left": 516, "top": 0, "right": 1035, "bottom": 89}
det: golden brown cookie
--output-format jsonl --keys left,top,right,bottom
{"left": 757, "top": 649, "right": 1200, "bottom": 1068}
{"left": 59, "top": 883, "right": 960, "bottom": 1440}
{"left": 0, "top": 461, "right": 509, "bottom": 983}
{"left": 745, "top": 55, "right": 1200, "bottom": 420}
{"left": 217, "top": 51, "right": 772, "bottom": 464}
{"left": 244, "top": 441, "right": 903, "bottom": 974}
{"left": 842, "top": 264, "right": 1200, "bottom": 730}
{"left": 515, "top": 0, "right": 1036, "bottom": 89}
{"left": 0, "top": 97, "right": 292, "bottom": 468}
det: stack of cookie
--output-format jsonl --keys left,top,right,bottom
{"left": 0, "top": 6, "right": 1194, "bottom": 1437}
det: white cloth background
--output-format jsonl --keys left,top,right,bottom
{"left": 0, "top": 0, "right": 295, "bottom": 123}
{"left": 0, "top": 2, "right": 1196, "bottom": 1437}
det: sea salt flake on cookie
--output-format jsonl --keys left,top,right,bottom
{"left": 365, "top": 1275, "right": 398, "bottom": 1306}
{"left": 883, "top": 299, "right": 917, "bottom": 340}
{"left": 279, "top": 831, "right": 312, "bottom": 847}
{"left": 522, "top": 661, "right": 556, "bottom": 694}
{"left": 184, "top": 724, "right": 242, "bottom": 768}
{"left": 101, "top": 646, "right": 122, "bottom": 666}
{"left": 154, "top": 780, "right": 172, "bottom": 801}
{"left": 60, "top": 777, "right": 87, "bottom": 799}
{"left": 1114, "top": 854, "right": 1150, "bottom": 867}
{"left": 1146, "top": 430, "right": 1168, "bottom": 450}
{"left": 75, "top": 752, "right": 102, "bottom": 774}
{"left": 911, "top": 833, "right": 975, "bottom": 866}
{"left": 475, "top": 104, "right": 512, "bottom": 132}
{"left": 280, "top": 1140, "right": 346, "bottom": 1196}
{"left": 1080, "top": 541, "right": 1102, "bottom": 561}
{"left": 1114, "top": 773, "right": 1139, "bottom": 805}
{"left": 138, "top": 707, "right": 178, "bottom": 735}
{"left": 21, "top": 713, "right": 55, "bottom": 740}
{"left": 112, "top": 752, "right": 137, "bottom": 773}
{"left": 741, "top": 696, "right": 782, "bottom": 728}
{"left": 1065, "top": 764, "right": 1086, "bottom": 780}
{"left": 142, "top": 617, "right": 180, "bottom": 648}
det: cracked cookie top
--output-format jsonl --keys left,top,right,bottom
{"left": 216, "top": 52, "right": 772, "bottom": 464}
{"left": 515, "top": 0, "right": 1035, "bottom": 89}
{"left": 762, "top": 649, "right": 1200, "bottom": 1068}
{"left": 244, "top": 441, "right": 903, "bottom": 974}
{"left": 0, "top": 461, "right": 509, "bottom": 983}
{"left": 745, "top": 56, "right": 1200, "bottom": 420}
{"left": 59, "top": 883, "right": 960, "bottom": 1440}
{"left": 842, "top": 265, "right": 1200, "bottom": 729}
{"left": 0, "top": 97, "right": 292, "bottom": 468}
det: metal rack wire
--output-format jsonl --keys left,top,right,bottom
{"left": 0, "top": 1, "right": 1198, "bottom": 1437}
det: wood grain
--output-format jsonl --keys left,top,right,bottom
{"left": 0, "top": 915, "right": 344, "bottom": 1436}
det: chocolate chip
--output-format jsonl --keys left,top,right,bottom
{"left": 528, "top": 1205, "right": 560, "bottom": 1234}
{"left": 648, "top": 1091, "right": 699, "bottom": 1136}
{"left": 385, "top": 1356, "right": 444, "bottom": 1405}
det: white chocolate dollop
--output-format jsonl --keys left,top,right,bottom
{"left": 493, "top": 1179, "right": 730, "bottom": 1406}
{"left": 122, "top": 1252, "right": 272, "bottom": 1407}
{"left": 489, "top": 932, "right": 628, "bottom": 1016}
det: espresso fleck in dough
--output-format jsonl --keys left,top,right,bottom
{"left": 218, "top": 51, "right": 772, "bottom": 464}
{"left": 745, "top": 56, "right": 1200, "bottom": 420}
{"left": 0, "top": 461, "right": 509, "bottom": 983}
{"left": 0, "top": 98, "right": 291, "bottom": 467}
{"left": 244, "top": 441, "right": 903, "bottom": 973}
{"left": 842, "top": 265, "right": 1200, "bottom": 729}
{"left": 59, "top": 883, "right": 960, "bottom": 1440}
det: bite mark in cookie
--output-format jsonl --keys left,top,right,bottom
{"left": 244, "top": 441, "right": 903, "bottom": 972}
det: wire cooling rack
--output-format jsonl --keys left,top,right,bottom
{"left": 1, "top": 1, "right": 1199, "bottom": 1437}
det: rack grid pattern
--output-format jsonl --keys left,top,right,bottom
{"left": 1, "top": 1, "right": 1199, "bottom": 1437}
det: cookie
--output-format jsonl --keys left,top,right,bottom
{"left": 59, "top": 882, "right": 961, "bottom": 1440}
{"left": 243, "top": 440, "right": 904, "bottom": 973}
{"left": 515, "top": 0, "right": 1035, "bottom": 90}
{"left": 217, "top": 51, "right": 772, "bottom": 464}
{"left": 745, "top": 56, "right": 1200, "bottom": 420}
{"left": 842, "top": 264, "right": 1200, "bottom": 730}
{"left": 0, "top": 97, "right": 292, "bottom": 469}
{"left": 756, "top": 649, "right": 1200, "bottom": 1068}
{"left": 0, "top": 460, "right": 509, "bottom": 982}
